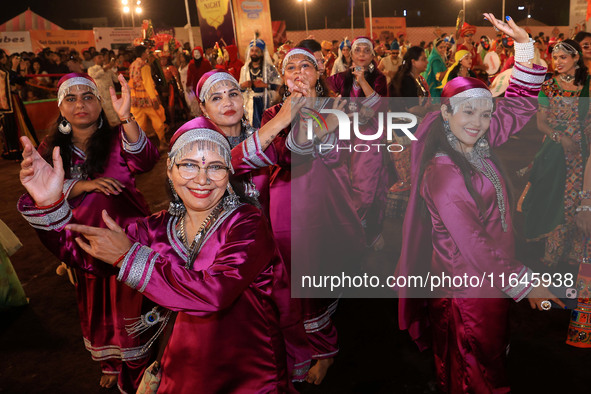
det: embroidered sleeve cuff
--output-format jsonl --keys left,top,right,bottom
{"left": 286, "top": 130, "right": 315, "bottom": 155}
{"left": 17, "top": 194, "right": 72, "bottom": 231}
{"left": 62, "top": 179, "right": 79, "bottom": 199}
{"left": 121, "top": 126, "right": 148, "bottom": 154}
{"left": 292, "top": 360, "right": 312, "bottom": 382}
{"left": 117, "top": 242, "right": 159, "bottom": 292}
{"left": 502, "top": 266, "right": 534, "bottom": 301}
{"left": 510, "top": 62, "right": 546, "bottom": 90}
{"left": 361, "top": 91, "right": 380, "bottom": 108}
{"left": 240, "top": 130, "right": 276, "bottom": 169}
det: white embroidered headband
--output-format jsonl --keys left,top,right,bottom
{"left": 282, "top": 48, "right": 318, "bottom": 74}
{"left": 199, "top": 73, "right": 240, "bottom": 102}
{"left": 168, "top": 128, "right": 234, "bottom": 174}
{"left": 57, "top": 77, "right": 100, "bottom": 106}
{"left": 449, "top": 88, "right": 493, "bottom": 113}
{"left": 352, "top": 38, "right": 374, "bottom": 53}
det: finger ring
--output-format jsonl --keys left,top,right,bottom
{"left": 540, "top": 300, "right": 552, "bottom": 311}
{"left": 355, "top": 66, "right": 363, "bottom": 72}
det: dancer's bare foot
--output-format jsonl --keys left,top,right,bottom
{"left": 306, "top": 358, "right": 334, "bottom": 385}
{"left": 99, "top": 374, "right": 117, "bottom": 389}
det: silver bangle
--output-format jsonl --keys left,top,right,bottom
{"left": 576, "top": 205, "right": 591, "bottom": 212}
{"left": 514, "top": 38, "right": 535, "bottom": 64}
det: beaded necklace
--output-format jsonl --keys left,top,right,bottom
{"left": 177, "top": 201, "right": 225, "bottom": 268}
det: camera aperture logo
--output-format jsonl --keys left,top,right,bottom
{"left": 300, "top": 104, "right": 418, "bottom": 153}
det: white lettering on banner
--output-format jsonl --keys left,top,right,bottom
{"left": 305, "top": 109, "right": 418, "bottom": 142}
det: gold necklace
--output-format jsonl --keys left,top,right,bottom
{"left": 178, "top": 202, "right": 224, "bottom": 250}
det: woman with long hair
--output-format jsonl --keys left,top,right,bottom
{"left": 19, "top": 115, "right": 310, "bottom": 393}
{"left": 422, "top": 38, "right": 448, "bottom": 98}
{"left": 22, "top": 72, "right": 160, "bottom": 391}
{"left": 520, "top": 39, "right": 591, "bottom": 347}
{"left": 398, "top": 14, "right": 562, "bottom": 392}
{"left": 262, "top": 47, "right": 365, "bottom": 384}
{"left": 331, "top": 38, "right": 352, "bottom": 75}
{"left": 387, "top": 46, "right": 431, "bottom": 216}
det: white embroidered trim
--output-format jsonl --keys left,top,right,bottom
{"left": 282, "top": 48, "right": 318, "bottom": 74}
{"left": 21, "top": 200, "right": 72, "bottom": 231}
{"left": 62, "top": 179, "right": 79, "bottom": 199}
{"left": 121, "top": 127, "right": 148, "bottom": 154}
{"left": 125, "top": 245, "right": 152, "bottom": 289}
{"left": 199, "top": 72, "right": 239, "bottom": 102}
{"left": 117, "top": 243, "right": 140, "bottom": 282}
{"left": 58, "top": 77, "right": 100, "bottom": 106}
{"left": 510, "top": 66, "right": 546, "bottom": 86}
{"left": 138, "top": 252, "right": 158, "bottom": 293}
{"left": 502, "top": 266, "right": 533, "bottom": 301}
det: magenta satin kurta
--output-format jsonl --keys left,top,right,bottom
{"left": 22, "top": 128, "right": 159, "bottom": 391}
{"left": 119, "top": 205, "right": 310, "bottom": 393}
{"left": 261, "top": 104, "right": 365, "bottom": 359}
{"left": 327, "top": 69, "right": 389, "bottom": 245}
{"left": 397, "top": 64, "right": 547, "bottom": 393}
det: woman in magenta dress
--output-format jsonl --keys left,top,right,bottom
{"left": 18, "top": 115, "right": 310, "bottom": 393}
{"left": 195, "top": 69, "right": 301, "bottom": 216}
{"left": 327, "top": 37, "right": 389, "bottom": 247}
{"left": 397, "top": 15, "right": 564, "bottom": 393}
{"left": 25, "top": 72, "right": 159, "bottom": 391}
{"left": 261, "top": 48, "right": 366, "bottom": 384}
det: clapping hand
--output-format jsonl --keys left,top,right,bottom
{"left": 19, "top": 136, "right": 64, "bottom": 207}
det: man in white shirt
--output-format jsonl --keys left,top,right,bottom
{"left": 87, "top": 53, "right": 120, "bottom": 126}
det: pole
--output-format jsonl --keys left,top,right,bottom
{"left": 502, "top": 0, "right": 505, "bottom": 21}
{"left": 351, "top": 0, "right": 354, "bottom": 39}
{"left": 362, "top": 1, "right": 366, "bottom": 21}
{"left": 131, "top": 11, "right": 135, "bottom": 28}
{"left": 462, "top": 0, "right": 465, "bottom": 17}
{"left": 304, "top": 1, "right": 309, "bottom": 36}
{"left": 184, "top": 0, "right": 195, "bottom": 49}
{"left": 121, "top": 12, "right": 125, "bottom": 27}
{"left": 368, "top": 0, "right": 373, "bottom": 41}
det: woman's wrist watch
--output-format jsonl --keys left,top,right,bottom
{"left": 120, "top": 114, "right": 135, "bottom": 124}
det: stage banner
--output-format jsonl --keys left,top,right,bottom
{"left": 0, "top": 31, "right": 33, "bottom": 54}
{"left": 232, "top": 0, "right": 274, "bottom": 60}
{"left": 195, "top": 0, "right": 236, "bottom": 50}
{"left": 364, "top": 17, "right": 407, "bottom": 43}
{"left": 30, "top": 30, "right": 95, "bottom": 53}
{"left": 93, "top": 27, "right": 142, "bottom": 50}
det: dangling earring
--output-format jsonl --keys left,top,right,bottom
{"left": 315, "top": 80, "right": 324, "bottom": 96}
{"left": 368, "top": 63, "right": 375, "bottom": 73}
{"left": 168, "top": 179, "right": 186, "bottom": 216}
{"left": 58, "top": 116, "right": 72, "bottom": 135}
{"left": 282, "top": 85, "right": 291, "bottom": 101}
{"left": 575, "top": 64, "right": 581, "bottom": 69}
{"left": 98, "top": 116, "right": 104, "bottom": 129}
{"left": 223, "top": 183, "right": 240, "bottom": 210}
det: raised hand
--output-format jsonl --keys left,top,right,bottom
{"left": 483, "top": 13, "right": 529, "bottom": 44}
{"left": 19, "top": 136, "right": 64, "bottom": 206}
{"left": 67, "top": 210, "right": 133, "bottom": 266}
{"left": 110, "top": 73, "right": 131, "bottom": 120}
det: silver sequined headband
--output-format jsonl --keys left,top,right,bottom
{"left": 168, "top": 128, "right": 234, "bottom": 173}
{"left": 448, "top": 88, "right": 493, "bottom": 113}
{"left": 198, "top": 73, "right": 240, "bottom": 103}
{"left": 552, "top": 41, "right": 579, "bottom": 56}
{"left": 57, "top": 77, "right": 100, "bottom": 106}
{"left": 352, "top": 38, "right": 374, "bottom": 53}
{"left": 282, "top": 49, "right": 318, "bottom": 74}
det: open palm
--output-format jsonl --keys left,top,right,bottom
{"left": 19, "top": 136, "right": 64, "bottom": 206}
{"left": 110, "top": 73, "right": 132, "bottom": 120}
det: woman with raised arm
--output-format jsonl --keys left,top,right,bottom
{"left": 19, "top": 115, "right": 311, "bottom": 393}
{"left": 397, "top": 14, "right": 564, "bottom": 393}
{"left": 20, "top": 72, "right": 160, "bottom": 391}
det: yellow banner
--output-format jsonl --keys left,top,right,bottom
{"left": 197, "top": 0, "right": 230, "bottom": 29}
{"left": 232, "top": 0, "right": 274, "bottom": 60}
{"left": 30, "top": 30, "right": 95, "bottom": 53}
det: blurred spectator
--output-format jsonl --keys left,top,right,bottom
{"left": 66, "top": 51, "right": 83, "bottom": 73}
{"left": 81, "top": 50, "right": 94, "bottom": 71}
{"left": 87, "top": 53, "right": 120, "bottom": 126}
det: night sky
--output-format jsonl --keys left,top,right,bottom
{"left": 3, "top": 0, "right": 571, "bottom": 31}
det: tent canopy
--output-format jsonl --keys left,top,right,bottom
{"left": 0, "top": 9, "right": 63, "bottom": 32}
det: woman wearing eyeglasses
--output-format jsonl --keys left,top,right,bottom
{"left": 18, "top": 115, "right": 310, "bottom": 393}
